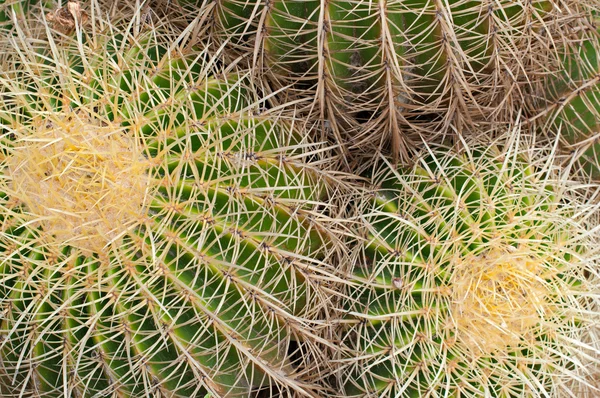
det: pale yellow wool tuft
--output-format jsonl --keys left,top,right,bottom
{"left": 7, "top": 110, "right": 150, "bottom": 253}
{"left": 450, "top": 247, "right": 551, "bottom": 354}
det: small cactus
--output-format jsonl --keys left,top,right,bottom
{"left": 0, "top": 7, "right": 342, "bottom": 397}
{"left": 338, "top": 135, "right": 600, "bottom": 397}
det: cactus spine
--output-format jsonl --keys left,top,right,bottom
{"left": 0, "top": 0, "right": 56, "bottom": 32}
{"left": 528, "top": 22, "right": 600, "bottom": 181}
{"left": 178, "top": 0, "right": 597, "bottom": 160}
{"left": 0, "top": 8, "right": 341, "bottom": 397}
{"left": 337, "top": 136, "right": 600, "bottom": 397}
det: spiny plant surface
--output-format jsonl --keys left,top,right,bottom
{"left": 173, "top": 0, "right": 599, "bottom": 162}
{"left": 0, "top": 9, "right": 344, "bottom": 398}
{"left": 337, "top": 134, "right": 600, "bottom": 397}
{"left": 0, "top": 0, "right": 60, "bottom": 33}
{"left": 527, "top": 21, "right": 600, "bottom": 182}
{"left": 0, "top": 0, "right": 32, "bottom": 26}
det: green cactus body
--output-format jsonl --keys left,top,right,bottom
{"left": 535, "top": 28, "right": 600, "bottom": 180}
{"left": 339, "top": 140, "right": 600, "bottom": 397}
{"left": 194, "top": 0, "right": 564, "bottom": 159}
{"left": 211, "top": 0, "right": 552, "bottom": 94}
{"left": 0, "top": 14, "right": 337, "bottom": 398}
{"left": 269, "top": 2, "right": 316, "bottom": 75}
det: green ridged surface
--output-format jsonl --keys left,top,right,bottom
{"left": 538, "top": 28, "right": 600, "bottom": 180}
{"left": 212, "top": 1, "right": 538, "bottom": 84}
{"left": 208, "top": 0, "right": 553, "bottom": 103}
{"left": 190, "top": 0, "right": 569, "bottom": 159}
{"left": 338, "top": 142, "right": 599, "bottom": 397}
{"left": 0, "top": 16, "right": 335, "bottom": 398}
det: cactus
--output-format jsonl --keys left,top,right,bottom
{"left": 0, "top": 7, "right": 343, "bottom": 397}
{"left": 528, "top": 24, "right": 600, "bottom": 181}
{"left": 175, "top": 0, "right": 598, "bottom": 161}
{"left": 337, "top": 135, "right": 600, "bottom": 397}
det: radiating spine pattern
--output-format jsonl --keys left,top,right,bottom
{"left": 0, "top": 13, "right": 340, "bottom": 397}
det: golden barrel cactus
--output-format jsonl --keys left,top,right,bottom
{"left": 0, "top": 6, "right": 343, "bottom": 397}
{"left": 337, "top": 135, "right": 600, "bottom": 397}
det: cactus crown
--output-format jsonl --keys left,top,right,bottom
{"left": 449, "top": 246, "right": 550, "bottom": 354}
{"left": 6, "top": 109, "right": 150, "bottom": 254}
